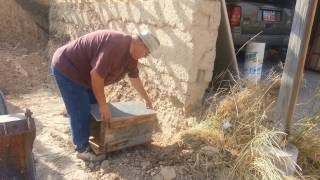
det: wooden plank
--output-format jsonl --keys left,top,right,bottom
{"left": 89, "top": 137, "right": 104, "bottom": 155}
{"left": 109, "top": 115, "right": 156, "bottom": 129}
{"left": 0, "top": 110, "right": 36, "bottom": 179}
{"left": 274, "top": 0, "right": 318, "bottom": 136}
{"left": 104, "top": 122, "right": 155, "bottom": 142}
{"left": 105, "top": 133, "right": 153, "bottom": 152}
{"left": 211, "top": 0, "right": 239, "bottom": 86}
{"left": 89, "top": 118, "right": 106, "bottom": 154}
{"left": 306, "top": 2, "right": 320, "bottom": 71}
{"left": 307, "top": 20, "right": 320, "bottom": 71}
{"left": 25, "top": 131, "right": 36, "bottom": 180}
{"left": 0, "top": 126, "right": 35, "bottom": 179}
{"left": 90, "top": 101, "right": 157, "bottom": 129}
{"left": 0, "top": 135, "right": 27, "bottom": 179}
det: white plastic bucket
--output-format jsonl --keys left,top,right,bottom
{"left": 263, "top": 143, "right": 299, "bottom": 176}
{"left": 284, "top": 143, "right": 299, "bottom": 176}
{"left": 244, "top": 42, "right": 266, "bottom": 81}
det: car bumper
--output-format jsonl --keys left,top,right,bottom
{"left": 232, "top": 33, "right": 290, "bottom": 47}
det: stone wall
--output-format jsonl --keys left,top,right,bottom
{"left": 0, "top": 0, "right": 47, "bottom": 46}
{"left": 49, "top": 0, "right": 221, "bottom": 111}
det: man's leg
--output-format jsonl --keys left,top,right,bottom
{"left": 51, "top": 66, "right": 91, "bottom": 152}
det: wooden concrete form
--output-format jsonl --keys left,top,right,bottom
{"left": 212, "top": 0, "right": 239, "bottom": 85}
{"left": 306, "top": 3, "right": 320, "bottom": 72}
{"left": 0, "top": 111, "right": 36, "bottom": 180}
{"left": 274, "top": 0, "right": 319, "bottom": 136}
{"left": 89, "top": 101, "right": 157, "bottom": 154}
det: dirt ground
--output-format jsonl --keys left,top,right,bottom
{"left": 1, "top": 43, "right": 228, "bottom": 180}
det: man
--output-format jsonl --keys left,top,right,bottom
{"left": 51, "top": 30, "right": 160, "bottom": 161}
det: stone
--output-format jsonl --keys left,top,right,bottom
{"left": 160, "top": 166, "right": 176, "bottom": 180}
{"left": 200, "top": 146, "right": 219, "bottom": 156}
{"left": 181, "top": 149, "right": 193, "bottom": 156}
{"left": 141, "top": 161, "right": 151, "bottom": 170}
{"left": 100, "top": 160, "right": 111, "bottom": 170}
{"left": 152, "top": 174, "right": 163, "bottom": 180}
{"left": 150, "top": 171, "right": 157, "bottom": 176}
{"left": 88, "top": 162, "right": 95, "bottom": 169}
{"left": 102, "top": 173, "right": 121, "bottom": 180}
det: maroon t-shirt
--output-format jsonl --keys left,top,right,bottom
{"left": 52, "top": 30, "right": 139, "bottom": 88}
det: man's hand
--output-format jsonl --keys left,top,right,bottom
{"left": 99, "top": 104, "right": 111, "bottom": 123}
{"left": 145, "top": 99, "right": 153, "bottom": 109}
{"left": 129, "top": 77, "right": 154, "bottom": 109}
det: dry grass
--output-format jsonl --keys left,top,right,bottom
{"left": 232, "top": 130, "right": 300, "bottom": 180}
{"left": 179, "top": 73, "right": 302, "bottom": 179}
{"left": 291, "top": 90, "right": 320, "bottom": 179}
{"left": 179, "top": 72, "right": 320, "bottom": 179}
{"left": 195, "top": 73, "right": 281, "bottom": 152}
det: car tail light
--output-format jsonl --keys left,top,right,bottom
{"left": 227, "top": 6, "right": 241, "bottom": 26}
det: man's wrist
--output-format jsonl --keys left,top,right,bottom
{"left": 99, "top": 103, "right": 107, "bottom": 108}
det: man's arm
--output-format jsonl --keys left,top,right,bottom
{"left": 129, "top": 77, "right": 153, "bottom": 108}
{"left": 90, "top": 70, "right": 111, "bottom": 122}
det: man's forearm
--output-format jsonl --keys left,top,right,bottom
{"left": 129, "top": 77, "right": 150, "bottom": 101}
{"left": 90, "top": 70, "right": 107, "bottom": 107}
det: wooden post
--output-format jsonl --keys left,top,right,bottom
{"left": 274, "top": 0, "right": 318, "bottom": 136}
{"left": 211, "top": 0, "right": 239, "bottom": 87}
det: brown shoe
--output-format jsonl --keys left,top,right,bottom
{"left": 76, "top": 149, "right": 105, "bottom": 162}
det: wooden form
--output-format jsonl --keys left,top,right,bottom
{"left": 211, "top": 0, "right": 239, "bottom": 86}
{"left": 274, "top": 0, "right": 318, "bottom": 136}
{"left": 306, "top": 3, "right": 320, "bottom": 72}
{"left": 0, "top": 111, "right": 36, "bottom": 180}
{"left": 89, "top": 101, "right": 157, "bottom": 154}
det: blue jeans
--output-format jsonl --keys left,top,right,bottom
{"left": 51, "top": 65, "right": 97, "bottom": 152}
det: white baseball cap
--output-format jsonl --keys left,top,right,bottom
{"left": 137, "top": 30, "right": 160, "bottom": 57}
